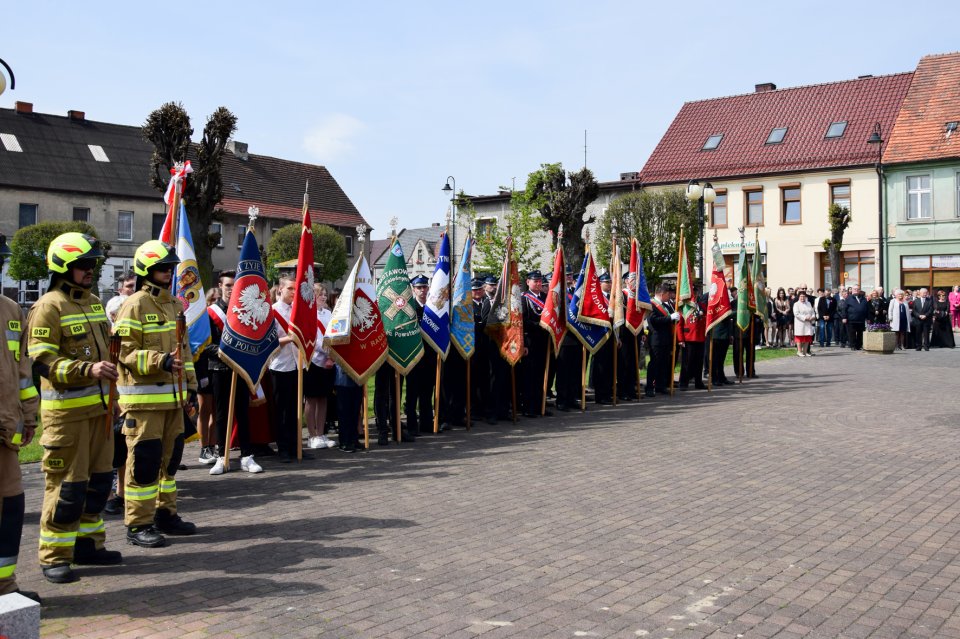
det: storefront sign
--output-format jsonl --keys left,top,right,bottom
{"left": 718, "top": 240, "right": 767, "bottom": 254}
{"left": 902, "top": 256, "right": 931, "bottom": 269}
{"left": 932, "top": 255, "right": 960, "bottom": 268}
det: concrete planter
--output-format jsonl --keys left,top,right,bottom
{"left": 863, "top": 331, "right": 896, "bottom": 354}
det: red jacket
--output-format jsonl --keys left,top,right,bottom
{"left": 677, "top": 301, "right": 707, "bottom": 343}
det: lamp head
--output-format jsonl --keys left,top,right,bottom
{"left": 703, "top": 183, "right": 716, "bottom": 204}
{"left": 686, "top": 180, "right": 702, "bottom": 202}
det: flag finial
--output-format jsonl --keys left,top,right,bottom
{"left": 389, "top": 216, "right": 398, "bottom": 236}
{"left": 713, "top": 228, "right": 719, "bottom": 243}
{"left": 304, "top": 180, "right": 310, "bottom": 208}
{"left": 557, "top": 223, "right": 564, "bottom": 240}
{"left": 585, "top": 227, "right": 591, "bottom": 243}
{"left": 738, "top": 226, "right": 745, "bottom": 247}
{"left": 356, "top": 224, "right": 367, "bottom": 244}
{"left": 445, "top": 207, "right": 452, "bottom": 226}
{"left": 248, "top": 206, "right": 259, "bottom": 226}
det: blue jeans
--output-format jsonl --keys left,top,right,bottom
{"left": 818, "top": 319, "right": 833, "bottom": 346}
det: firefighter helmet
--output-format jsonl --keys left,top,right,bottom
{"left": 133, "top": 240, "right": 180, "bottom": 276}
{"left": 46, "top": 232, "right": 104, "bottom": 274}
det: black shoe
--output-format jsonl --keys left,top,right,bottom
{"left": 15, "top": 589, "right": 42, "bottom": 605}
{"left": 485, "top": 416, "right": 498, "bottom": 425}
{"left": 154, "top": 513, "right": 197, "bottom": 536}
{"left": 556, "top": 404, "right": 570, "bottom": 412}
{"left": 523, "top": 412, "right": 540, "bottom": 418}
{"left": 342, "top": 444, "right": 357, "bottom": 453}
{"left": 74, "top": 538, "right": 123, "bottom": 565}
{"left": 542, "top": 410, "right": 553, "bottom": 417}
{"left": 694, "top": 384, "right": 707, "bottom": 390}
{"left": 42, "top": 563, "right": 77, "bottom": 584}
{"left": 278, "top": 451, "right": 293, "bottom": 463}
{"left": 595, "top": 399, "right": 612, "bottom": 405}
{"left": 127, "top": 525, "right": 167, "bottom": 548}
{"left": 401, "top": 431, "right": 416, "bottom": 442}
{"left": 644, "top": 392, "right": 656, "bottom": 398}
{"left": 377, "top": 433, "right": 389, "bottom": 446}
{"left": 103, "top": 495, "right": 123, "bottom": 516}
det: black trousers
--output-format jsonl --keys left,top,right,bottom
{"left": 270, "top": 369, "right": 299, "bottom": 456}
{"left": 212, "top": 368, "right": 250, "bottom": 457}
{"left": 555, "top": 340, "right": 583, "bottom": 409}
{"left": 470, "top": 345, "right": 491, "bottom": 415}
{"left": 441, "top": 349, "right": 467, "bottom": 425}
{"left": 914, "top": 319, "right": 931, "bottom": 349}
{"left": 336, "top": 384, "right": 362, "bottom": 448}
{"left": 374, "top": 365, "right": 400, "bottom": 437}
{"left": 645, "top": 342, "right": 671, "bottom": 394}
{"left": 847, "top": 322, "right": 865, "bottom": 350}
{"left": 679, "top": 341, "right": 705, "bottom": 387}
{"left": 710, "top": 339, "right": 730, "bottom": 384}
{"left": 618, "top": 332, "right": 640, "bottom": 399}
{"left": 522, "top": 335, "right": 548, "bottom": 414}
{"left": 591, "top": 337, "right": 615, "bottom": 403}
{"left": 405, "top": 350, "right": 436, "bottom": 432}
{"left": 732, "top": 329, "right": 755, "bottom": 377}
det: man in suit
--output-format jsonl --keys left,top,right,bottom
{"left": 843, "top": 284, "right": 869, "bottom": 350}
{"left": 836, "top": 288, "right": 848, "bottom": 347}
{"left": 555, "top": 268, "right": 582, "bottom": 412}
{"left": 470, "top": 278, "right": 495, "bottom": 423}
{"left": 816, "top": 288, "right": 835, "bottom": 347}
{"left": 405, "top": 276, "right": 436, "bottom": 434}
{"left": 912, "top": 288, "right": 933, "bottom": 351}
{"left": 520, "top": 270, "right": 550, "bottom": 417}
{"left": 617, "top": 272, "right": 640, "bottom": 402}
{"left": 645, "top": 282, "right": 679, "bottom": 397}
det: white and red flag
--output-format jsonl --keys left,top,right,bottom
{"left": 287, "top": 190, "right": 318, "bottom": 362}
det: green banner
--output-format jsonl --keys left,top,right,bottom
{"left": 376, "top": 238, "right": 424, "bottom": 375}
{"left": 736, "top": 243, "right": 753, "bottom": 331}
{"left": 752, "top": 237, "right": 768, "bottom": 324}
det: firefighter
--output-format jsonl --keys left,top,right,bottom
{"left": 0, "top": 287, "right": 40, "bottom": 601}
{"left": 114, "top": 240, "right": 198, "bottom": 548}
{"left": 26, "top": 232, "right": 123, "bottom": 584}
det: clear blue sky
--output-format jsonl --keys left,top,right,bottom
{"left": 4, "top": 1, "right": 957, "bottom": 239}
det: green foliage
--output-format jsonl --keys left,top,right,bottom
{"left": 9, "top": 221, "right": 108, "bottom": 282}
{"left": 264, "top": 223, "right": 349, "bottom": 284}
{"left": 143, "top": 102, "right": 238, "bottom": 286}
{"left": 593, "top": 189, "right": 699, "bottom": 286}
{"left": 825, "top": 203, "right": 851, "bottom": 285}
{"left": 458, "top": 192, "right": 544, "bottom": 276}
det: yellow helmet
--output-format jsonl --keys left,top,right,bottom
{"left": 133, "top": 240, "right": 180, "bottom": 276}
{"left": 47, "top": 232, "right": 104, "bottom": 274}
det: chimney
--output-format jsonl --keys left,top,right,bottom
{"left": 431, "top": 222, "right": 440, "bottom": 227}
{"left": 620, "top": 171, "right": 640, "bottom": 181}
{"left": 857, "top": 74, "right": 874, "bottom": 79}
{"left": 754, "top": 83, "right": 776, "bottom": 93}
{"left": 14, "top": 101, "right": 33, "bottom": 114}
{"left": 68, "top": 110, "right": 85, "bottom": 121}
{"left": 226, "top": 139, "right": 249, "bottom": 161}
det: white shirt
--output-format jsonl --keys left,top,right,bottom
{"left": 311, "top": 307, "right": 333, "bottom": 367}
{"left": 269, "top": 300, "right": 299, "bottom": 372}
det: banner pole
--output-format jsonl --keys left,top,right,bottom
{"left": 738, "top": 328, "right": 744, "bottom": 384}
{"left": 510, "top": 365, "right": 517, "bottom": 423}
{"left": 223, "top": 371, "right": 237, "bottom": 473}
{"left": 541, "top": 340, "right": 550, "bottom": 416}
{"left": 395, "top": 370, "right": 402, "bottom": 443}
{"left": 612, "top": 334, "right": 619, "bottom": 406}
{"left": 708, "top": 334, "right": 714, "bottom": 392}
{"left": 749, "top": 315, "right": 755, "bottom": 377}
{"left": 634, "top": 336, "right": 642, "bottom": 400}
{"left": 363, "top": 384, "right": 369, "bottom": 449}
{"left": 296, "top": 351, "right": 304, "bottom": 462}
{"left": 433, "top": 357, "right": 441, "bottom": 433}
{"left": 580, "top": 345, "right": 586, "bottom": 413}
{"left": 466, "top": 359, "right": 472, "bottom": 430}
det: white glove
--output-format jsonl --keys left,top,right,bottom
{"left": 670, "top": 312, "right": 680, "bottom": 321}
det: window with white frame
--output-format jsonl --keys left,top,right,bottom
{"left": 906, "top": 175, "right": 932, "bottom": 220}
{"left": 345, "top": 235, "right": 354, "bottom": 256}
{"left": 237, "top": 225, "right": 247, "bottom": 248}
{"left": 210, "top": 222, "right": 223, "bottom": 248}
{"left": 117, "top": 211, "right": 134, "bottom": 241}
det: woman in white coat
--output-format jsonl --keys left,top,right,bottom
{"left": 888, "top": 289, "right": 911, "bottom": 350}
{"left": 792, "top": 291, "right": 816, "bottom": 357}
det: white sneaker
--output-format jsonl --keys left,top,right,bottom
{"left": 307, "top": 436, "right": 322, "bottom": 450}
{"left": 209, "top": 457, "right": 225, "bottom": 475}
{"left": 319, "top": 435, "right": 336, "bottom": 449}
{"left": 241, "top": 455, "right": 263, "bottom": 474}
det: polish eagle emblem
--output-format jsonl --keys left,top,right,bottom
{"left": 352, "top": 296, "right": 376, "bottom": 331}
{"left": 232, "top": 284, "right": 272, "bottom": 331}
{"left": 299, "top": 265, "right": 316, "bottom": 307}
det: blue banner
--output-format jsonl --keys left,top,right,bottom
{"left": 421, "top": 232, "right": 451, "bottom": 358}
{"left": 450, "top": 235, "right": 475, "bottom": 360}
{"left": 171, "top": 202, "right": 212, "bottom": 359}
{"left": 566, "top": 252, "right": 610, "bottom": 354}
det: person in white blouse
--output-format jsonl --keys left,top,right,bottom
{"left": 888, "top": 289, "right": 911, "bottom": 350}
{"left": 269, "top": 276, "right": 305, "bottom": 463}
{"left": 304, "top": 284, "right": 336, "bottom": 449}
{"left": 792, "top": 291, "right": 816, "bottom": 357}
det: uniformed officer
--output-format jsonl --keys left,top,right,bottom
{"left": 555, "top": 266, "right": 581, "bottom": 412}
{"left": 26, "top": 232, "right": 123, "bottom": 583}
{"left": 677, "top": 283, "right": 707, "bottom": 390}
{"left": 373, "top": 354, "right": 402, "bottom": 445}
{"left": 521, "top": 270, "right": 550, "bottom": 417}
{"left": 0, "top": 280, "right": 40, "bottom": 601}
{"left": 591, "top": 272, "right": 615, "bottom": 404}
{"left": 405, "top": 276, "right": 436, "bottom": 434}
{"left": 617, "top": 272, "right": 641, "bottom": 402}
{"left": 470, "top": 278, "right": 494, "bottom": 423}
{"left": 114, "top": 240, "right": 198, "bottom": 548}
{"left": 645, "top": 282, "right": 679, "bottom": 397}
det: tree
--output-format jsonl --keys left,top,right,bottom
{"left": 457, "top": 192, "right": 544, "bottom": 276}
{"left": 264, "top": 223, "right": 349, "bottom": 285}
{"left": 513, "top": 163, "right": 599, "bottom": 270}
{"left": 593, "top": 189, "right": 699, "bottom": 287}
{"left": 9, "top": 221, "right": 109, "bottom": 285}
{"left": 142, "top": 102, "right": 237, "bottom": 286}
{"left": 822, "top": 203, "right": 851, "bottom": 288}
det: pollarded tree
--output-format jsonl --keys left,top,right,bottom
{"left": 142, "top": 102, "right": 237, "bottom": 286}
{"left": 264, "top": 223, "right": 349, "bottom": 285}
{"left": 822, "top": 203, "right": 851, "bottom": 288}
{"left": 593, "top": 189, "right": 698, "bottom": 287}
{"left": 456, "top": 192, "right": 544, "bottom": 277}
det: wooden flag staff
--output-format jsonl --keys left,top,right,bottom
{"left": 222, "top": 372, "right": 238, "bottom": 472}
{"left": 611, "top": 222, "right": 619, "bottom": 407}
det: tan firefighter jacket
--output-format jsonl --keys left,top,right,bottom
{"left": 0, "top": 295, "right": 39, "bottom": 450}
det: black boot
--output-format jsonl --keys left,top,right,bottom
{"left": 154, "top": 509, "right": 197, "bottom": 536}
{"left": 127, "top": 525, "right": 166, "bottom": 548}
{"left": 74, "top": 537, "right": 123, "bottom": 565}
{"left": 15, "top": 590, "right": 42, "bottom": 605}
{"left": 377, "top": 431, "right": 389, "bottom": 446}
{"left": 41, "top": 563, "right": 78, "bottom": 584}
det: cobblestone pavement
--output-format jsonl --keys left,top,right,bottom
{"left": 19, "top": 347, "right": 960, "bottom": 638}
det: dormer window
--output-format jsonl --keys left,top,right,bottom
{"left": 702, "top": 134, "right": 723, "bottom": 151}
{"left": 766, "top": 127, "right": 788, "bottom": 145}
{"left": 825, "top": 121, "right": 848, "bottom": 139}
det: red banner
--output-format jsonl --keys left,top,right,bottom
{"left": 540, "top": 246, "right": 567, "bottom": 351}
{"left": 288, "top": 201, "right": 317, "bottom": 362}
{"left": 576, "top": 250, "right": 610, "bottom": 328}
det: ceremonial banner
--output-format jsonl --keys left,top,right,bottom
{"left": 736, "top": 243, "right": 755, "bottom": 331}
{"left": 450, "top": 235, "right": 475, "bottom": 360}
{"left": 540, "top": 244, "right": 567, "bottom": 351}
{"left": 158, "top": 202, "right": 211, "bottom": 359}
{"left": 327, "top": 255, "right": 388, "bottom": 384}
{"left": 753, "top": 235, "right": 769, "bottom": 324}
{"left": 706, "top": 239, "right": 732, "bottom": 333}
{"left": 677, "top": 229, "right": 697, "bottom": 320}
{"left": 576, "top": 248, "right": 610, "bottom": 328}
{"left": 218, "top": 229, "right": 281, "bottom": 393}
{"left": 288, "top": 195, "right": 318, "bottom": 361}
{"left": 421, "top": 232, "right": 451, "bottom": 358}
{"left": 610, "top": 240, "right": 624, "bottom": 335}
{"left": 376, "top": 238, "right": 423, "bottom": 374}
{"left": 625, "top": 238, "right": 652, "bottom": 335}
{"left": 567, "top": 252, "right": 610, "bottom": 354}
{"left": 488, "top": 237, "right": 524, "bottom": 366}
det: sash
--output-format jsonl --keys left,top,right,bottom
{"left": 523, "top": 292, "right": 545, "bottom": 310}
{"left": 207, "top": 304, "right": 227, "bottom": 332}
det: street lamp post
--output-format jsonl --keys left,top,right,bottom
{"left": 441, "top": 176, "right": 457, "bottom": 260}
{"left": 0, "top": 58, "right": 15, "bottom": 95}
{"left": 686, "top": 180, "right": 717, "bottom": 282}
{"left": 867, "top": 123, "right": 884, "bottom": 290}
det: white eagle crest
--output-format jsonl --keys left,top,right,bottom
{"left": 232, "top": 284, "right": 272, "bottom": 330}
{"left": 299, "top": 266, "right": 316, "bottom": 307}
{"left": 352, "top": 296, "right": 376, "bottom": 331}
{"left": 510, "top": 284, "right": 523, "bottom": 311}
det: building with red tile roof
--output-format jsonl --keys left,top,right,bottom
{"left": 881, "top": 52, "right": 960, "bottom": 291}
